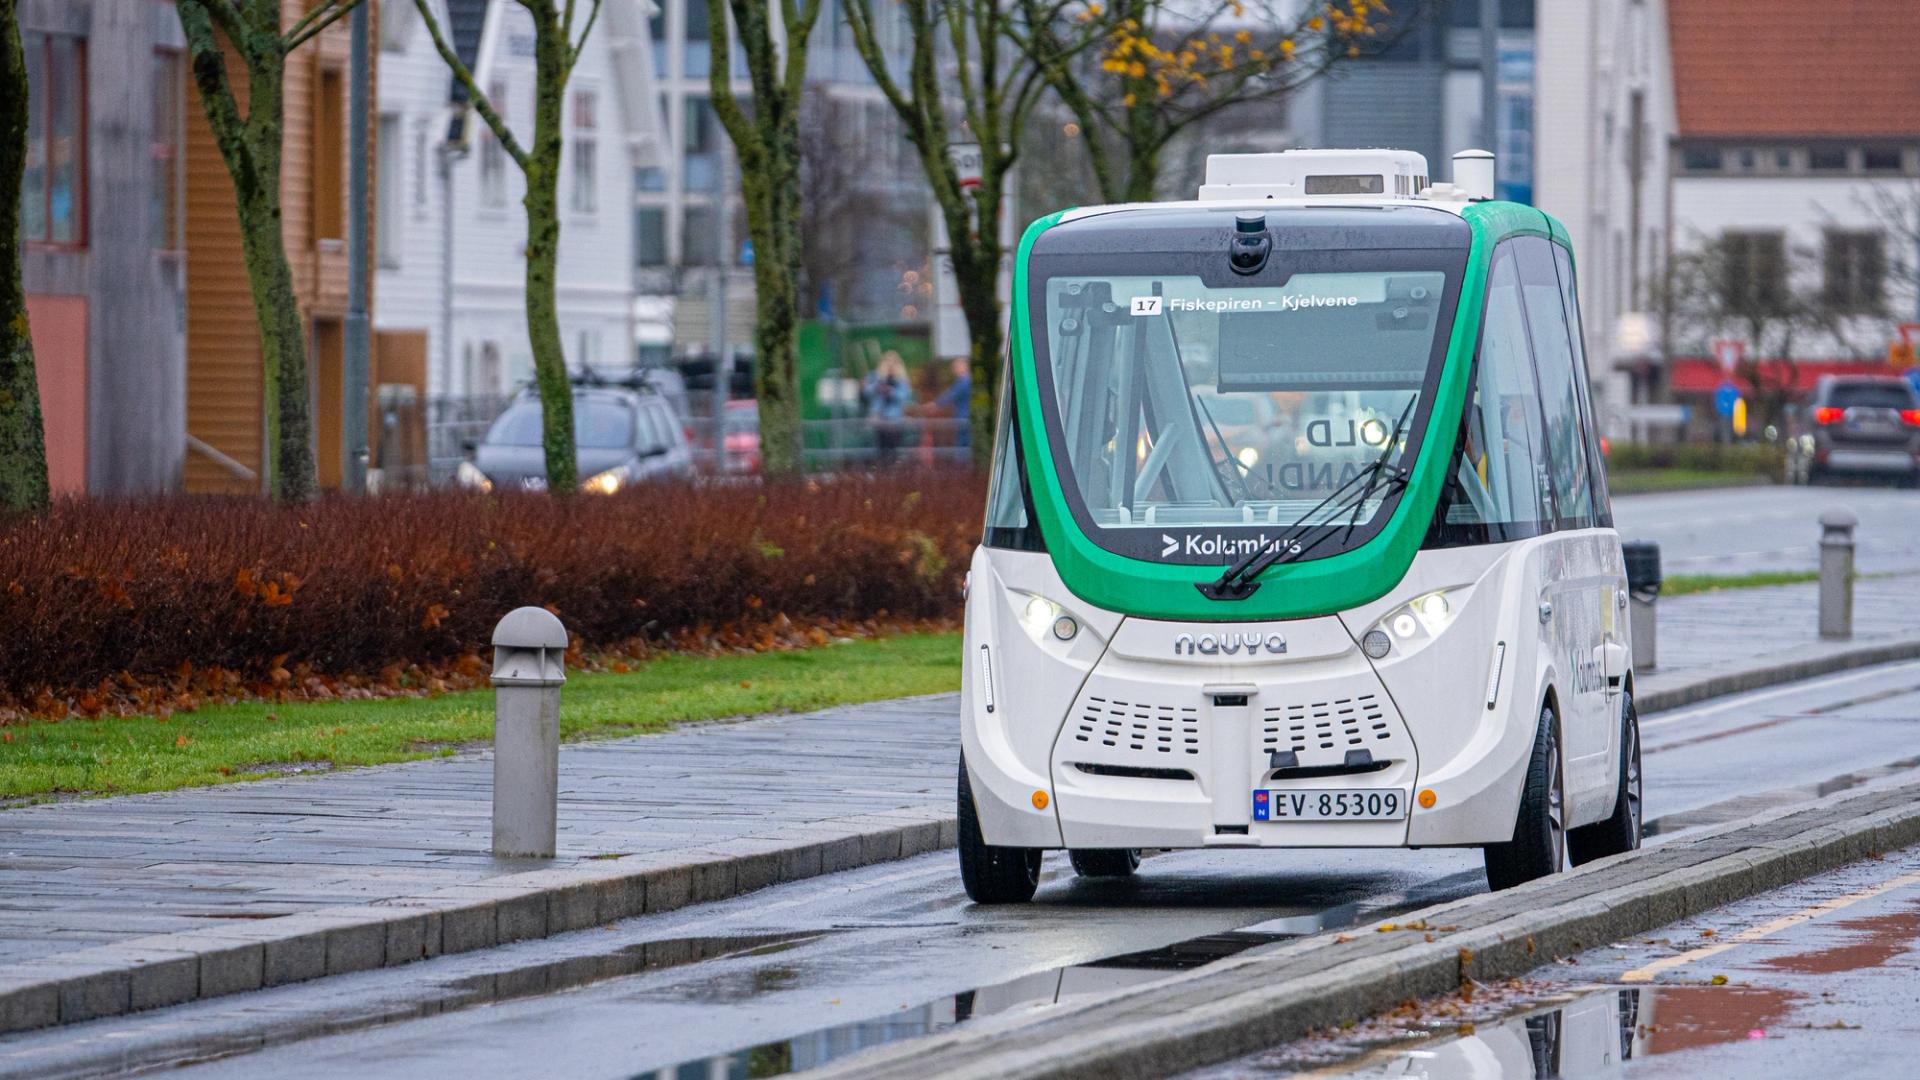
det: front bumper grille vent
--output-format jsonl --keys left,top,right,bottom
{"left": 1261, "top": 693, "right": 1390, "bottom": 752}
{"left": 1074, "top": 696, "right": 1202, "bottom": 756}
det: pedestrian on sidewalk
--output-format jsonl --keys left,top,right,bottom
{"left": 863, "top": 350, "right": 915, "bottom": 466}
{"left": 931, "top": 357, "right": 972, "bottom": 451}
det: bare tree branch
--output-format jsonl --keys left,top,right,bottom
{"left": 413, "top": 0, "right": 531, "bottom": 169}
{"left": 284, "top": 0, "right": 364, "bottom": 54}
{"left": 567, "top": 0, "right": 604, "bottom": 76}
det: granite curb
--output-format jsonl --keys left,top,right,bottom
{"left": 1635, "top": 631, "right": 1920, "bottom": 712}
{"left": 0, "top": 807, "right": 957, "bottom": 1035}
{"left": 3, "top": 635, "right": 1917, "bottom": 1037}
{"left": 807, "top": 776, "right": 1920, "bottom": 1080}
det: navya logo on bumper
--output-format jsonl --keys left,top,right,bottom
{"left": 1160, "top": 532, "right": 1302, "bottom": 561}
{"left": 1174, "top": 632, "right": 1288, "bottom": 657}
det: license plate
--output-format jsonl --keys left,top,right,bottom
{"left": 1253, "top": 788, "right": 1407, "bottom": 821}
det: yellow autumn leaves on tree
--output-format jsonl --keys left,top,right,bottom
{"left": 1090, "top": 0, "right": 1381, "bottom": 101}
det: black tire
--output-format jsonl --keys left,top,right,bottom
{"left": 1483, "top": 705, "right": 1567, "bottom": 891}
{"left": 957, "top": 758, "right": 1041, "bottom": 904}
{"left": 1068, "top": 848, "right": 1141, "bottom": 878}
{"left": 1570, "top": 690, "right": 1643, "bottom": 866}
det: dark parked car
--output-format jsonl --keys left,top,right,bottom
{"left": 1789, "top": 375, "right": 1920, "bottom": 485}
{"left": 456, "top": 386, "right": 695, "bottom": 493}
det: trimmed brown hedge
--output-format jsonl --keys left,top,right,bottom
{"left": 0, "top": 472, "right": 984, "bottom": 711}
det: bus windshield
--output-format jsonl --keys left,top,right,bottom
{"left": 1030, "top": 252, "right": 1463, "bottom": 565}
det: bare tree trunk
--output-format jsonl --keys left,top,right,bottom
{"left": 177, "top": 0, "right": 360, "bottom": 502}
{"left": 0, "top": 0, "right": 50, "bottom": 513}
{"left": 523, "top": 22, "right": 576, "bottom": 492}
{"left": 739, "top": 145, "right": 804, "bottom": 473}
{"left": 707, "top": 0, "right": 820, "bottom": 475}
{"left": 225, "top": 61, "right": 317, "bottom": 501}
{"left": 414, "top": 0, "right": 589, "bottom": 490}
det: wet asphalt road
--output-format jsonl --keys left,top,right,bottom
{"left": 37, "top": 657, "right": 1918, "bottom": 1080}
{"left": 1196, "top": 842, "right": 1920, "bottom": 1078}
{"left": 1608, "top": 484, "right": 1920, "bottom": 577}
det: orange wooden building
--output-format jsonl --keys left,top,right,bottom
{"left": 182, "top": 0, "right": 381, "bottom": 494}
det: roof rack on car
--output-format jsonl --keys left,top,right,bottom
{"left": 571, "top": 366, "right": 662, "bottom": 394}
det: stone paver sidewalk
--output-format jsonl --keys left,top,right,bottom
{"left": 0, "top": 695, "right": 954, "bottom": 967}
{"left": 0, "top": 570, "right": 1916, "bottom": 1001}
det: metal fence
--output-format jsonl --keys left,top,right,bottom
{"left": 427, "top": 393, "right": 515, "bottom": 486}
{"left": 426, "top": 393, "right": 974, "bottom": 486}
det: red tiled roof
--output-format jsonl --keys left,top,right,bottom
{"left": 1668, "top": 0, "right": 1920, "bottom": 138}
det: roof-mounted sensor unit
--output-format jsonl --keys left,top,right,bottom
{"left": 1198, "top": 148, "right": 1431, "bottom": 202}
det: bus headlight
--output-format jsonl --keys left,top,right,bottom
{"left": 1019, "top": 593, "right": 1060, "bottom": 636}
{"left": 1013, "top": 592, "right": 1082, "bottom": 644}
{"left": 1365, "top": 587, "right": 1468, "bottom": 659}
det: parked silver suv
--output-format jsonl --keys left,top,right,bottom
{"left": 456, "top": 386, "right": 695, "bottom": 493}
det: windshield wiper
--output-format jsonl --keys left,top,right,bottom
{"left": 1197, "top": 401, "right": 1417, "bottom": 601}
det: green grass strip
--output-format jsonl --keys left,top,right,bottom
{"left": 1660, "top": 570, "right": 1821, "bottom": 597}
{"left": 0, "top": 633, "right": 962, "bottom": 802}
{"left": 1605, "top": 468, "right": 1774, "bottom": 495}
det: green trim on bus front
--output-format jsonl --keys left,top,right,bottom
{"left": 1005, "top": 200, "right": 1568, "bottom": 622}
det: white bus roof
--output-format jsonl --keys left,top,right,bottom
{"left": 1057, "top": 148, "right": 1493, "bottom": 225}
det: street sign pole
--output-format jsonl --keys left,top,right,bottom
{"left": 344, "top": 0, "right": 371, "bottom": 494}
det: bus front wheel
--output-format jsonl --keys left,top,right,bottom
{"left": 1483, "top": 706, "right": 1567, "bottom": 891}
{"left": 1570, "top": 691, "right": 1643, "bottom": 865}
{"left": 1069, "top": 848, "right": 1141, "bottom": 878}
{"left": 957, "top": 758, "right": 1042, "bottom": 904}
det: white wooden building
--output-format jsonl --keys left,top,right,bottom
{"left": 375, "top": 0, "right": 665, "bottom": 407}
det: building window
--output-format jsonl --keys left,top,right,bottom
{"left": 19, "top": 32, "right": 86, "bottom": 246}
{"left": 1679, "top": 144, "right": 1720, "bottom": 173}
{"left": 1862, "top": 146, "right": 1904, "bottom": 173}
{"left": 152, "top": 50, "right": 184, "bottom": 252}
{"left": 376, "top": 114, "right": 403, "bottom": 266}
{"left": 570, "top": 90, "right": 598, "bottom": 214}
{"left": 682, "top": 203, "right": 716, "bottom": 266}
{"left": 479, "top": 80, "right": 509, "bottom": 207}
{"left": 1823, "top": 230, "right": 1885, "bottom": 312}
{"left": 412, "top": 118, "right": 431, "bottom": 221}
{"left": 684, "top": 0, "right": 712, "bottom": 77}
{"left": 1718, "top": 231, "right": 1787, "bottom": 312}
{"left": 314, "top": 67, "right": 346, "bottom": 242}
{"left": 1809, "top": 146, "right": 1848, "bottom": 172}
{"left": 683, "top": 96, "right": 718, "bottom": 191}
{"left": 636, "top": 206, "right": 667, "bottom": 267}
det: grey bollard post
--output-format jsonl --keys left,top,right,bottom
{"left": 491, "top": 607, "right": 568, "bottom": 858}
{"left": 1819, "top": 508, "right": 1858, "bottom": 640}
{"left": 1621, "top": 540, "right": 1661, "bottom": 672}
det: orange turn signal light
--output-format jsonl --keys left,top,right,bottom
{"left": 1417, "top": 789, "right": 1438, "bottom": 809}
{"left": 1031, "top": 790, "right": 1050, "bottom": 810}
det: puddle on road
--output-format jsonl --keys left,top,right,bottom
{"left": 1757, "top": 904, "right": 1920, "bottom": 976}
{"left": 445, "top": 932, "right": 827, "bottom": 1008}
{"left": 1227, "top": 983, "right": 1806, "bottom": 1078}
{"left": 631, "top": 917, "right": 1355, "bottom": 1079}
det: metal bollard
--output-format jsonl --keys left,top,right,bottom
{"left": 490, "top": 607, "right": 568, "bottom": 858}
{"left": 1621, "top": 539, "right": 1661, "bottom": 672}
{"left": 1819, "top": 508, "right": 1858, "bottom": 640}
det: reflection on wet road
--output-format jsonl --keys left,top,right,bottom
{"left": 66, "top": 661, "right": 1920, "bottom": 1080}
{"left": 1197, "top": 848, "right": 1920, "bottom": 1078}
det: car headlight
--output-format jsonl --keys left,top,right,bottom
{"left": 1364, "top": 586, "right": 1468, "bottom": 660}
{"left": 583, "top": 467, "right": 626, "bottom": 495}
{"left": 455, "top": 460, "right": 492, "bottom": 493}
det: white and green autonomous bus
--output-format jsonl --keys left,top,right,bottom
{"left": 960, "top": 149, "right": 1638, "bottom": 902}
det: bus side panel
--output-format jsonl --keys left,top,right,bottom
{"left": 1364, "top": 541, "right": 1556, "bottom": 847}
{"left": 961, "top": 548, "right": 1119, "bottom": 849}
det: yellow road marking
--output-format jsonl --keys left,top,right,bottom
{"left": 1620, "top": 867, "right": 1920, "bottom": 983}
